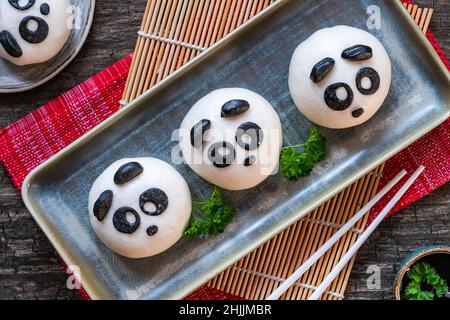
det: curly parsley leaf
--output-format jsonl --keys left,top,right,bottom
{"left": 184, "top": 188, "right": 234, "bottom": 238}
{"left": 404, "top": 262, "right": 448, "bottom": 300}
{"left": 280, "top": 127, "right": 326, "bottom": 181}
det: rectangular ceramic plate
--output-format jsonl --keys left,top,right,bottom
{"left": 22, "top": 0, "right": 449, "bottom": 300}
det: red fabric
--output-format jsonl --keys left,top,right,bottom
{"left": 0, "top": 55, "right": 131, "bottom": 190}
{"left": 0, "top": 1, "right": 448, "bottom": 301}
{"left": 368, "top": 118, "right": 450, "bottom": 225}
{"left": 185, "top": 286, "right": 244, "bottom": 300}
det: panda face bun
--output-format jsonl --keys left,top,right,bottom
{"left": 0, "top": 0, "right": 72, "bottom": 66}
{"left": 179, "top": 88, "right": 283, "bottom": 191}
{"left": 88, "top": 158, "right": 192, "bottom": 259}
{"left": 289, "top": 25, "right": 392, "bottom": 129}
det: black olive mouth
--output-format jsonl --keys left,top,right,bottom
{"left": 146, "top": 225, "right": 159, "bottom": 236}
{"left": 352, "top": 107, "right": 365, "bottom": 119}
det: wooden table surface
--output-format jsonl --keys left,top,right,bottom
{"left": 0, "top": 0, "right": 448, "bottom": 300}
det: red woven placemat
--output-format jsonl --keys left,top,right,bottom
{"left": 0, "top": 3, "right": 448, "bottom": 301}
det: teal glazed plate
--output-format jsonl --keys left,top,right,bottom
{"left": 21, "top": 0, "right": 450, "bottom": 299}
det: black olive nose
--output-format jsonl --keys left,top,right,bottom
{"left": 208, "top": 141, "right": 236, "bottom": 168}
{"left": 40, "top": 3, "right": 50, "bottom": 15}
{"left": 324, "top": 83, "right": 354, "bottom": 111}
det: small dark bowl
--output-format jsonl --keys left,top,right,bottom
{"left": 394, "top": 245, "right": 450, "bottom": 300}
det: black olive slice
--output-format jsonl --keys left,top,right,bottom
{"left": 113, "top": 207, "right": 141, "bottom": 234}
{"left": 139, "top": 188, "right": 168, "bottom": 216}
{"left": 235, "top": 122, "right": 263, "bottom": 151}
{"left": 310, "top": 57, "right": 335, "bottom": 83}
{"left": 114, "top": 162, "right": 144, "bottom": 185}
{"left": 93, "top": 190, "right": 113, "bottom": 222}
{"left": 208, "top": 141, "right": 236, "bottom": 168}
{"left": 190, "top": 119, "right": 211, "bottom": 148}
{"left": 342, "top": 45, "right": 373, "bottom": 61}
{"left": 19, "top": 16, "right": 49, "bottom": 44}
{"left": 221, "top": 100, "right": 250, "bottom": 118}
{"left": 324, "top": 83, "right": 354, "bottom": 111}
{"left": 0, "top": 31, "right": 23, "bottom": 58}
{"left": 356, "top": 67, "right": 380, "bottom": 95}
{"left": 8, "top": 0, "right": 35, "bottom": 10}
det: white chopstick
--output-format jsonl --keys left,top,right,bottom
{"left": 308, "top": 165, "right": 425, "bottom": 300}
{"left": 266, "top": 169, "right": 408, "bottom": 300}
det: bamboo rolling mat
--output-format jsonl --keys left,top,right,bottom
{"left": 121, "top": 0, "right": 433, "bottom": 300}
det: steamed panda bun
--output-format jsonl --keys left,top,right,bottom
{"left": 289, "top": 25, "right": 392, "bottom": 129}
{"left": 179, "top": 88, "right": 283, "bottom": 191}
{"left": 0, "top": 0, "right": 72, "bottom": 66}
{"left": 89, "top": 158, "right": 192, "bottom": 259}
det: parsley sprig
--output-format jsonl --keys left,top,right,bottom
{"left": 184, "top": 188, "right": 234, "bottom": 237}
{"left": 280, "top": 127, "right": 326, "bottom": 181}
{"left": 404, "top": 262, "right": 448, "bottom": 300}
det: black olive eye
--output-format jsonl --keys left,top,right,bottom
{"left": 114, "top": 162, "right": 144, "bottom": 185}
{"left": 356, "top": 67, "right": 380, "bottom": 95}
{"left": 19, "top": 16, "right": 49, "bottom": 44}
{"left": 139, "top": 188, "right": 169, "bottom": 216}
{"left": 0, "top": 31, "right": 23, "bottom": 58}
{"left": 93, "top": 190, "right": 113, "bottom": 222}
{"left": 235, "top": 122, "right": 263, "bottom": 151}
{"left": 190, "top": 119, "right": 211, "bottom": 148}
{"left": 113, "top": 207, "right": 141, "bottom": 234}
{"left": 208, "top": 141, "right": 236, "bottom": 168}
{"left": 8, "top": 0, "right": 35, "bottom": 10}
{"left": 324, "top": 83, "right": 354, "bottom": 111}
{"left": 310, "top": 57, "right": 335, "bottom": 83}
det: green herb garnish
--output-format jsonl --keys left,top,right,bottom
{"left": 280, "top": 127, "right": 326, "bottom": 181}
{"left": 404, "top": 262, "right": 448, "bottom": 300}
{"left": 184, "top": 188, "right": 234, "bottom": 237}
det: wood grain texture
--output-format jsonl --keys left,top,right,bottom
{"left": 0, "top": 0, "right": 448, "bottom": 300}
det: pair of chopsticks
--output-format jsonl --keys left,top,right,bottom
{"left": 267, "top": 165, "right": 425, "bottom": 300}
